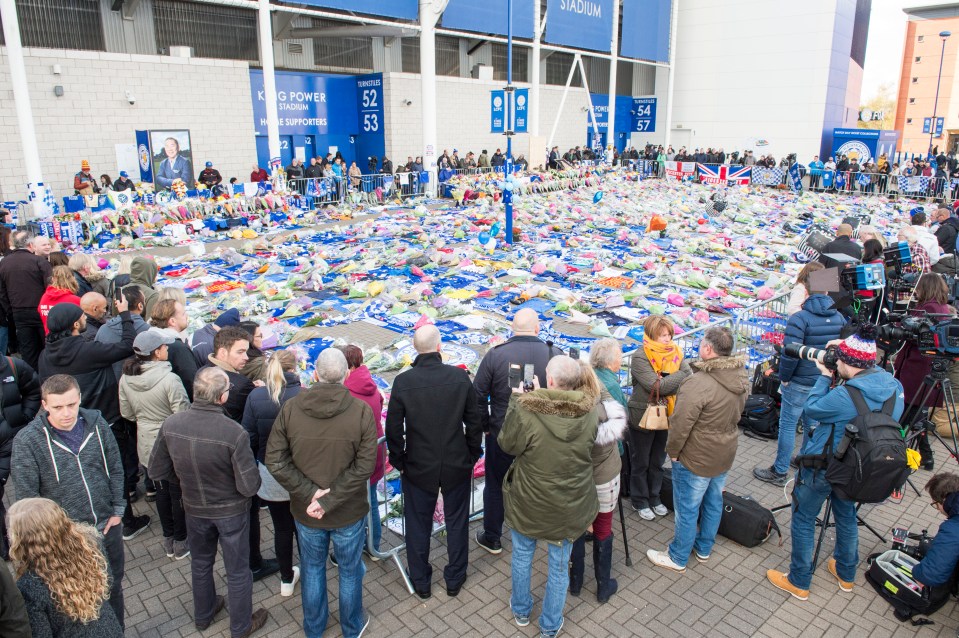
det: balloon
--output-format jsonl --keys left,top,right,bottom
{"left": 490, "top": 222, "right": 501, "bottom": 237}
{"left": 478, "top": 231, "right": 491, "bottom": 245}
{"left": 503, "top": 181, "right": 514, "bottom": 192}
{"left": 593, "top": 191, "right": 604, "bottom": 203}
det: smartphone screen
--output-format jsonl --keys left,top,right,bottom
{"left": 569, "top": 347, "right": 580, "bottom": 360}
{"left": 523, "top": 364, "right": 535, "bottom": 391}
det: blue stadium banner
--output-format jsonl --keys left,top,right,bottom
{"left": 441, "top": 0, "right": 535, "bottom": 38}
{"left": 788, "top": 162, "right": 803, "bottom": 192}
{"left": 620, "top": 0, "right": 671, "bottom": 63}
{"left": 514, "top": 88, "right": 529, "bottom": 133}
{"left": 292, "top": 0, "right": 418, "bottom": 20}
{"left": 545, "top": 0, "right": 614, "bottom": 52}
{"left": 491, "top": 90, "right": 506, "bottom": 133}
{"left": 135, "top": 130, "right": 153, "bottom": 183}
{"left": 631, "top": 97, "right": 657, "bottom": 132}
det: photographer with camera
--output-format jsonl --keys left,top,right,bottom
{"left": 893, "top": 274, "right": 955, "bottom": 471}
{"left": 767, "top": 324, "right": 904, "bottom": 601}
{"left": 913, "top": 473, "right": 959, "bottom": 600}
{"left": 931, "top": 206, "right": 959, "bottom": 274}
{"left": 754, "top": 285, "right": 845, "bottom": 487}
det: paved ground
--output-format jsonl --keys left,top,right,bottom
{"left": 111, "top": 426, "right": 959, "bottom": 638}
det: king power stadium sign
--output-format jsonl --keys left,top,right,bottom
{"left": 859, "top": 109, "right": 885, "bottom": 122}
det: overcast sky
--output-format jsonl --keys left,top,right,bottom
{"left": 862, "top": 0, "right": 956, "bottom": 98}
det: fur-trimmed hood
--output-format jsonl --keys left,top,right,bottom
{"left": 516, "top": 386, "right": 598, "bottom": 443}
{"left": 691, "top": 354, "right": 749, "bottom": 395}
{"left": 595, "top": 399, "right": 627, "bottom": 447}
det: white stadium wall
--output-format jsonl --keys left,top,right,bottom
{"left": 669, "top": 0, "right": 863, "bottom": 162}
{"left": 0, "top": 48, "right": 257, "bottom": 202}
{"left": 383, "top": 72, "right": 594, "bottom": 168}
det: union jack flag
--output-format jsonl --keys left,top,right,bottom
{"left": 697, "top": 164, "right": 727, "bottom": 185}
{"left": 727, "top": 166, "right": 751, "bottom": 185}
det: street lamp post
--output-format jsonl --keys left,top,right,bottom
{"left": 928, "top": 30, "right": 951, "bottom": 159}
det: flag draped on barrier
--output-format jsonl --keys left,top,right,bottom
{"left": 727, "top": 166, "right": 752, "bottom": 185}
{"left": 898, "top": 175, "right": 930, "bottom": 193}
{"left": 752, "top": 167, "right": 785, "bottom": 186}
{"left": 788, "top": 163, "right": 803, "bottom": 192}
{"left": 697, "top": 164, "right": 728, "bottom": 185}
{"left": 664, "top": 161, "right": 696, "bottom": 180}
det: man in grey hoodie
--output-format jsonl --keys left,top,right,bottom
{"left": 11, "top": 374, "right": 128, "bottom": 628}
{"left": 129, "top": 256, "right": 159, "bottom": 320}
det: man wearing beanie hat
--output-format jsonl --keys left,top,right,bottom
{"left": 113, "top": 171, "right": 135, "bottom": 192}
{"left": 767, "top": 324, "right": 904, "bottom": 601}
{"left": 37, "top": 300, "right": 151, "bottom": 542}
{"left": 73, "top": 160, "right": 99, "bottom": 197}
{"left": 191, "top": 308, "right": 241, "bottom": 368}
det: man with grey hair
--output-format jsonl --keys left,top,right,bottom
{"left": 385, "top": 325, "right": 482, "bottom": 599}
{"left": 149, "top": 366, "right": 268, "bottom": 637}
{"left": 499, "top": 354, "right": 598, "bottom": 637}
{"left": 473, "top": 307, "right": 563, "bottom": 555}
{"left": 267, "top": 347, "right": 377, "bottom": 638}
{"left": 0, "top": 231, "right": 52, "bottom": 369}
{"left": 647, "top": 326, "right": 749, "bottom": 574}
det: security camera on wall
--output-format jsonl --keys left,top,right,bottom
{"left": 403, "top": 99, "right": 413, "bottom": 106}
{"left": 125, "top": 91, "right": 136, "bottom": 105}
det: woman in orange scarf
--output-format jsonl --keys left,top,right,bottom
{"left": 626, "top": 315, "right": 692, "bottom": 520}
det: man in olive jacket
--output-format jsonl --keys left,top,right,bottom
{"left": 266, "top": 348, "right": 376, "bottom": 638}
{"left": 647, "top": 326, "right": 749, "bottom": 574}
{"left": 385, "top": 325, "right": 483, "bottom": 599}
{"left": 499, "top": 355, "right": 598, "bottom": 638}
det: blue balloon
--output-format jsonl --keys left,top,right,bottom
{"left": 490, "top": 223, "right": 501, "bottom": 237}
{"left": 593, "top": 191, "right": 603, "bottom": 203}
{"left": 478, "top": 231, "right": 491, "bottom": 245}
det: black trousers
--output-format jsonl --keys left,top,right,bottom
{"left": 249, "top": 495, "right": 264, "bottom": 570}
{"left": 187, "top": 512, "right": 252, "bottom": 637}
{"left": 103, "top": 524, "right": 125, "bottom": 629}
{"left": 266, "top": 500, "right": 298, "bottom": 582}
{"left": 110, "top": 420, "right": 139, "bottom": 525}
{"left": 155, "top": 479, "right": 187, "bottom": 542}
{"left": 403, "top": 476, "right": 470, "bottom": 591}
{"left": 628, "top": 427, "right": 668, "bottom": 509}
{"left": 480, "top": 432, "right": 513, "bottom": 544}
{"left": 11, "top": 309, "right": 43, "bottom": 371}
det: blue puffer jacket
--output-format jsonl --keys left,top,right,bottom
{"left": 801, "top": 367, "right": 904, "bottom": 457}
{"left": 778, "top": 294, "right": 846, "bottom": 386}
{"left": 914, "top": 491, "right": 959, "bottom": 586}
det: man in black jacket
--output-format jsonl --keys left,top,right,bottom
{"left": 37, "top": 300, "right": 149, "bottom": 540}
{"left": 0, "top": 354, "right": 40, "bottom": 559}
{"left": 932, "top": 206, "right": 959, "bottom": 274}
{"left": 80, "top": 292, "right": 108, "bottom": 342}
{"left": 472, "top": 308, "right": 564, "bottom": 555}
{"left": 385, "top": 325, "right": 483, "bottom": 599}
{"left": 818, "top": 223, "right": 862, "bottom": 269}
{"left": 0, "top": 231, "right": 52, "bottom": 370}
{"left": 149, "top": 367, "right": 268, "bottom": 637}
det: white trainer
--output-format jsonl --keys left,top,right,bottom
{"left": 280, "top": 566, "right": 300, "bottom": 597}
{"left": 646, "top": 549, "right": 686, "bottom": 573}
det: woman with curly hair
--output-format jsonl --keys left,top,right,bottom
{"left": 8, "top": 497, "right": 123, "bottom": 637}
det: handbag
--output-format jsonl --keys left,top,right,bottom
{"left": 638, "top": 378, "right": 669, "bottom": 431}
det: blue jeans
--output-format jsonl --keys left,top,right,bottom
{"left": 510, "top": 530, "right": 571, "bottom": 635}
{"left": 368, "top": 483, "right": 381, "bottom": 551}
{"left": 0, "top": 325, "right": 8, "bottom": 357}
{"left": 296, "top": 517, "right": 366, "bottom": 638}
{"left": 668, "top": 461, "right": 726, "bottom": 568}
{"left": 788, "top": 467, "right": 858, "bottom": 590}
{"left": 774, "top": 382, "right": 818, "bottom": 475}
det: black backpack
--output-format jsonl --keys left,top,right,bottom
{"left": 824, "top": 386, "right": 909, "bottom": 504}
{"left": 738, "top": 394, "right": 779, "bottom": 440}
{"left": 865, "top": 550, "right": 955, "bottom": 623}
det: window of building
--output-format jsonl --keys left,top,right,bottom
{"left": 915, "top": 56, "right": 922, "bottom": 63}
{"left": 1, "top": 0, "right": 105, "bottom": 52}
{"left": 154, "top": 0, "right": 257, "bottom": 61}
{"left": 918, "top": 35, "right": 925, "bottom": 42}
{"left": 546, "top": 52, "right": 582, "bottom": 87}
{"left": 907, "top": 118, "right": 913, "bottom": 124}
{"left": 909, "top": 98, "right": 916, "bottom": 104}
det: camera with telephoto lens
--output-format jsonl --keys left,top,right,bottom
{"left": 877, "top": 313, "right": 959, "bottom": 356}
{"left": 776, "top": 343, "right": 840, "bottom": 370}
{"left": 891, "top": 527, "right": 933, "bottom": 560}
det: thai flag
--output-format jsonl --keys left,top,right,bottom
{"left": 697, "top": 164, "right": 728, "bottom": 185}
{"left": 727, "top": 166, "right": 751, "bottom": 185}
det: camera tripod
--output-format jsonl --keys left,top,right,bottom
{"left": 811, "top": 494, "right": 886, "bottom": 567}
{"left": 901, "top": 356, "right": 959, "bottom": 495}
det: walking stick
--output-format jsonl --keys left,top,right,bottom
{"left": 619, "top": 439, "right": 632, "bottom": 566}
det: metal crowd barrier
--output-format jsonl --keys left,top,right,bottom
{"left": 363, "top": 436, "right": 485, "bottom": 595}
{"left": 288, "top": 171, "right": 433, "bottom": 209}
{"left": 731, "top": 292, "right": 791, "bottom": 370}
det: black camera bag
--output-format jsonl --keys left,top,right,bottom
{"left": 738, "top": 394, "right": 779, "bottom": 440}
{"left": 865, "top": 550, "right": 954, "bottom": 622}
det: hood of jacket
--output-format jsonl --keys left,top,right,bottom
{"left": 516, "top": 386, "right": 597, "bottom": 442}
{"left": 130, "top": 256, "right": 158, "bottom": 287}
{"left": 802, "top": 293, "right": 837, "bottom": 316}
{"left": 691, "top": 354, "right": 750, "bottom": 395}
{"left": 298, "top": 383, "right": 356, "bottom": 420}
{"left": 122, "top": 361, "right": 173, "bottom": 392}
{"left": 845, "top": 367, "right": 904, "bottom": 405}
{"left": 943, "top": 217, "right": 959, "bottom": 231}
{"left": 42, "top": 288, "right": 79, "bottom": 305}
{"left": 344, "top": 365, "right": 378, "bottom": 401}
